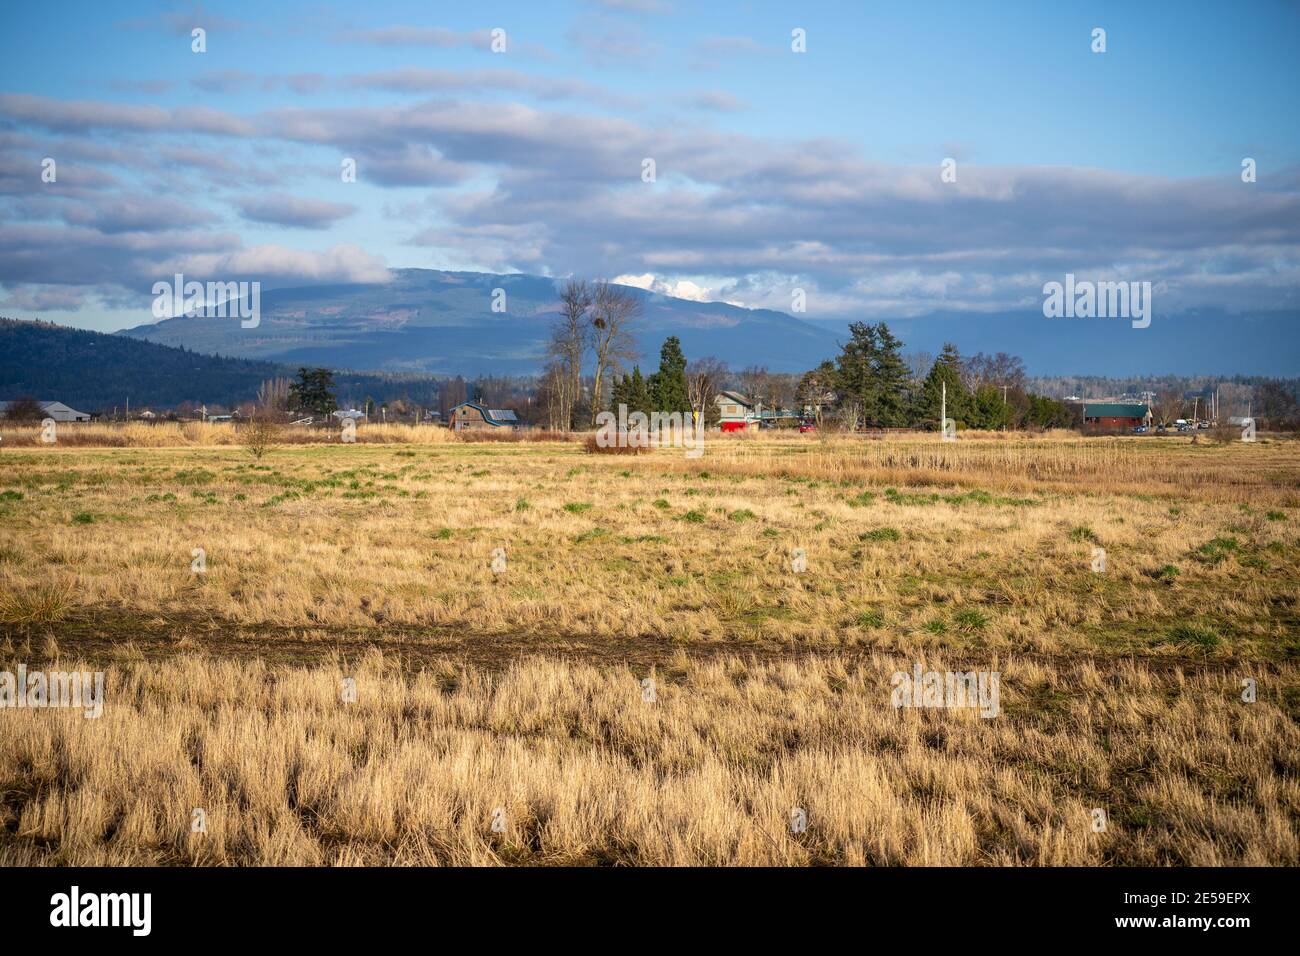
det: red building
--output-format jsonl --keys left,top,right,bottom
{"left": 1082, "top": 402, "right": 1152, "bottom": 428}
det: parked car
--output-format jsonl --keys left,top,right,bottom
{"left": 798, "top": 421, "right": 817, "bottom": 433}
{"left": 1132, "top": 425, "right": 1148, "bottom": 434}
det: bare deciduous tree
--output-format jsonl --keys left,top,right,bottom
{"left": 243, "top": 407, "right": 279, "bottom": 459}
{"left": 796, "top": 363, "right": 837, "bottom": 429}
{"left": 256, "top": 377, "right": 292, "bottom": 416}
{"left": 766, "top": 372, "right": 798, "bottom": 413}
{"left": 737, "top": 366, "right": 773, "bottom": 411}
{"left": 962, "top": 352, "right": 1026, "bottom": 393}
{"left": 686, "top": 357, "right": 728, "bottom": 428}
{"left": 547, "top": 279, "right": 592, "bottom": 430}
{"left": 903, "top": 351, "right": 934, "bottom": 382}
{"left": 538, "top": 362, "right": 567, "bottom": 431}
{"left": 587, "top": 280, "right": 640, "bottom": 425}
{"left": 1152, "top": 390, "right": 1184, "bottom": 425}
{"left": 1, "top": 396, "right": 45, "bottom": 422}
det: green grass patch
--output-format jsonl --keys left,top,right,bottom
{"left": 855, "top": 610, "right": 885, "bottom": 628}
{"left": 1162, "top": 622, "right": 1220, "bottom": 649}
{"left": 1145, "top": 564, "right": 1181, "bottom": 582}
{"left": 953, "top": 609, "right": 989, "bottom": 632}
{"left": 1194, "top": 536, "right": 1240, "bottom": 565}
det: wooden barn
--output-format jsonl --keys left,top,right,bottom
{"left": 449, "top": 402, "right": 520, "bottom": 431}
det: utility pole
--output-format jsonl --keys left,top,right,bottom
{"left": 941, "top": 380, "right": 947, "bottom": 439}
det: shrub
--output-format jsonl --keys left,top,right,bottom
{"left": 242, "top": 412, "right": 280, "bottom": 460}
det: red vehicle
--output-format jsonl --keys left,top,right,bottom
{"left": 798, "top": 421, "right": 817, "bottom": 433}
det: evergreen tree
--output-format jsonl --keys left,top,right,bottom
{"left": 921, "top": 344, "right": 970, "bottom": 427}
{"left": 830, "top": 322, "right": 913, "bottom": 426}
{"left": 610, "top": 372, "right": 629, "bottom": 412}
{"left": 647, "top": 336, "right": 690, "bottom": 413}
{"left": 833, "top": 322, "right": 880, "bottom": 423}
{"left": 627, "top": 366, "right": 651, "bottom": 414}
{"left": 971, "top": 384, "right": 1011, "bottom": 429}
{"left": 289, "top": 367, "right": 338, "bottom": 418}
{"left": 872, "top": 323, "right": 912, "bottom": 426}
{"left": 609, "top": 366, "right": 651, "bottom": 415}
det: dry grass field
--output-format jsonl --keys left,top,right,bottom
{"left": 1, "top": 426, "right": 1298, "bottom": 865}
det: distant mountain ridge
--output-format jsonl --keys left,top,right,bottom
{"left": 117, "top": 269, "right": 844, "bottom": 375}
{"left": 800, "top": 309, "right": 1300, "bottom": 377}
{"left": 0, "top": 319, "right": 441, "bottom": 412}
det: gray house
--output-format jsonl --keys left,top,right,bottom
{"left": 0, "top": 400, "right": 91, "bottom": 422}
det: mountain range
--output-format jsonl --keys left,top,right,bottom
{"left": 118, "top": 269, "right": 843, "bottom": 377}
{"left": 116, "top": 269, "right": 1299, "bottom": 378}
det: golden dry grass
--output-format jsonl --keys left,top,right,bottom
{"left": 1, "top": 651, "right": 1295, "bottom": 866}
{"left": 0, "top": 421, "right": 460, "bottom": 447}
{"left": 1, "top": 435, "right": 1295, "bottom": 657}
{"left": 0, "top": 433, "right": 1297, "bottom": 865}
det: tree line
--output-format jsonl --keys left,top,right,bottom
{"left": 795, "top": 325, "right": 1077, "bottom": 430}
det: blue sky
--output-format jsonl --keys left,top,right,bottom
{"left": 1, "top": 0, "right": 1298, "bottom": 332}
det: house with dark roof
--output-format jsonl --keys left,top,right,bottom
{"left": 449, "top": 402, "right": 519, "bottom": 431}
{"left": 1082, "top": 402, "right": 1152, "bottom": 428}
{"left": 715, "top": 391, "right": 760, "bottom": 432}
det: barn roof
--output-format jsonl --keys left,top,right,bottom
{"left": 450, "top": 402, "right": 518, "bottom": 425}
{"left": 1083, "top": 402, "right": 1150, "bottom": 417}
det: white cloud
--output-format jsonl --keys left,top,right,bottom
{"left": 612, "top": 273, "right": 750, "bottom": 308}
